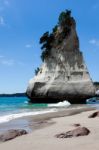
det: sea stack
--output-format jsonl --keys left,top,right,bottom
{"left": 26, "top": 10, "right": 95, "bottom": 104}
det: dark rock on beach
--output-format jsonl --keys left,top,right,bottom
{"left": 88, "top": 111, "right": 99, "bottom": 118}
{"left": 73, "top": 123, "right": 81, "bottom": 127}
{"left": 0, "top": 129, "right": 28, "bottom": 142}
{"left": 55, "top": 127, "right": 90, "bottom": 138}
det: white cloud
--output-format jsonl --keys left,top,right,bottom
{"left": 0, "top": 16, "right": 5, "bottom": 26}
{"left": 0, "top": 56, "right": 26, "bottom": 67}
{"left": 89, "top": 39, "right": 99, "bottom": 46}
{"left": 0, "top": 6, "right": 4, "bottom": 11}
{"left": 0, "top": 0, "right": 10, "bottom": 11}
{"left": 0, "top": 59, "right": 14, "bottom": 66}
{"left": 4, "top": 0, "right": 9, "bottom": 6}
{"left": 0, "top": 55, "right": 14, "bottom": 66}
{"left": 17, "top": 61, "right": 25, "bottom": 66}
{"left": 93, "top": 4, "right": 99, "bottom": 10}
{"left": 0, "top": 55, "right": 4, "bottom": 58}
{"left": 25, "top": 44, "right": 32, "bottom": 48}
{"left": 0, "top": 53, "right": 25, "bottom": 67}
{"left": 0, "top": 59, "right": 26, "bottom": 67}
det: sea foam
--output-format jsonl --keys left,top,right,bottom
{"left": 0, "top": 100, "right": 70, "bottom": 124}
{"left": 0, "top": 109, "right": 57, "bottom": 124}
{"left": 48, "top": 100, "right": 70, "bottom": 107}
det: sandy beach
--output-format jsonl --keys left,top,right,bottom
{"left": 0, "top": 106, "right": 99, "bottom": 150}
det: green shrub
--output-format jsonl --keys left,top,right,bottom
{"left": 41, "top": 50, "right": 50, "bottom": 62}
{"left": 58, "top": 10, "right": 71, "bottom": 27}
{"left": 40, "top": 32, "right": 54, "bottom": 61}
{"left": 40, "top": 9, "right": 72, "bottom": 61}
{"left": 35, "top": 67, "right": 40, "bottom": 75}
{"left": 52, "top": 25, "right": 58, "bottom": 33}
{"left": 40, "top": 32, "right": 49, "bottom": 44}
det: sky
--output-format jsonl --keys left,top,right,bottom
{"left": 0, "top": 0, "right": 99, "bottom": 93}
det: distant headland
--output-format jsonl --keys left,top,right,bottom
{"left": 0, "top": 93, "right": 26, "bottom": 97}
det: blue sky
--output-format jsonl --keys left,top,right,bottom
{"left": 0, "top": 0, "right": 99, "bottom": 93}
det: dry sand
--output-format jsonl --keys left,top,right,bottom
{"left": 0, "top": 107, "right": 99, "bottom": 150}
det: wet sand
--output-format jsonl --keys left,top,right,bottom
{"left": 0, "top": 105, "right": 98, "bottom": 150}
{"left": 0, "top": 105, "right": 95, "bottom": 133}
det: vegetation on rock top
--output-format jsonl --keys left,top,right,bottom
{"left": 40, "top": 10, "right": 73, "bottom": 62}
{"left": 35, "top": 9, "right": 74, "bottom": 75}
{"left": 35, "top": 67, "right": 40, "bottom": 75}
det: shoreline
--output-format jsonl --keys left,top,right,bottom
{"left": 0, "top": 106, "right": 98, "bottom": 150}
{"left": 0, "top": 105, "right": 96, "bottom": 134}
{"left": 27, "top": 105, "right": 96, "bottom": 131}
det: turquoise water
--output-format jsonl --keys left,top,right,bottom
{"left": 0, "top": 97, "right": 48, "bottom": 113}
{"left": 0, "top": 97, "right": 60, "bottom": 124}
{"left": 0, "top": 97, "right": 49, "bottom": 123}
{"left": 0, "top": 96, "right": 61, "bottom": 133}
{"left": 0, "top": 97, "right": 72, "bottom": 124}
{"left": 0, "top": 97, "right": 29, "bottom": 115}
{"left": 0, "top": 96, "right": 98, "bottom": 124}
{"left": 0, "top": 96, "right": 99, "bottom": 134}
{"left": 0, "top": 97, "right": 54, "bottom": 115}
{"left": 0, "top": 96, "right": 98, "bottom": 115}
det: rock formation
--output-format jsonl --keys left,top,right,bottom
{"left": 88, "top": 111, "right": 99, "bottom": 118}
{"left": 55, "top": 127, "right": 90, "bottom": 138}
{"left": 0, "top": 129, "right": 27, "bottom": 142}
{"left": 26, "top": 10, "right": 95, "bottom": 104}
{"left": 94, "top": 82, "right": 99, "bottom": 96}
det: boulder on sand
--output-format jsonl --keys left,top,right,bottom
{"left": 88, "top": 111, "right": 99, "bottom": 118}
{"left": 55, "top": 127, "right": 90, "bottom": 138}
{"left": 0, "top": 129, "right": 28, "bottom": 142}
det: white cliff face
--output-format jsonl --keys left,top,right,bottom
{"left": 26, "top": 17, "right": 95, "bottom": 104}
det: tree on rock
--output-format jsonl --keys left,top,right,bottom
{"left": 40, "top": 9, "right": 72, "bottom": 62}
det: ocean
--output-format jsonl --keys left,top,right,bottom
{"left": 0, "top": 96, "right": 98, "bottom": 133}
{"left": 0, "top": 96, "right": 71, "bottom": 124}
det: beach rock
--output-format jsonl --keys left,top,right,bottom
{"left": 88, "top": 111, "right": 99, "bottom": 118}
{"left": 0, "top": 129, "right": 28, "bottom": 142}
{"left": 26, "top": 10, "right": 95, "bottom": 104}
{"left": 94, "top": 82, "right": 99, "bottom": 95}
{"left": 55, "top": 127, "right": 90, "bottom": 138}
{"left": 73, "top": 123, "right": 81, "bottom": 127}
{"left": 96, "top": 90, "right": 99, "bottom": 96}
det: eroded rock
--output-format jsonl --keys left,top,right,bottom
{"left": 73, "top": 123, "right": 81, "bottom": 127}
{"left": 0, "top": 129, "right": 28, "bottom": 142}
{"left": 26, "top": 10, "right": 95, "bottom": 104}
{"left": 88, "top": 111, "right": 99, "bottom": 118}
{"left": 55, "top": 127, "right": 90, "bottom": 138}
